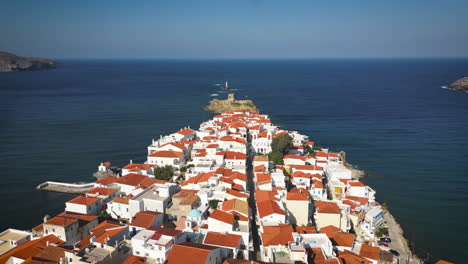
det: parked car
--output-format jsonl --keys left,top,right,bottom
{"left": 378, "top": 242, "right": 389, "bottom": 247}
{"left": 379, "top": 237, "right": 392, "bottom": 243}
{"left": 389, "top": 249, "right": 400, "bottom": 256}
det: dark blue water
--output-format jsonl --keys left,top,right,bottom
{"left": 1, "top": 59, "right": 467, "bottom": 262}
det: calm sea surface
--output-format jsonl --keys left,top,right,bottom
{"left": 1, "top": 59, "right": 467, "bottom": 262}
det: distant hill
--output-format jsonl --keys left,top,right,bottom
{"left": 448, "top": 77, "right": 468, "bottom": 92}
{"left": 0, "top": 52, "right": 56, "bottom": 72}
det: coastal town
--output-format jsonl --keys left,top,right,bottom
{"left": 0, "top": 110, "right": 437, "bottom": 264}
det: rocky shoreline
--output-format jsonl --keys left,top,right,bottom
{"left": 206, "top": 93, "right": 259, "bottom": 113}
{"left": 0, "top": 51, "right": 56, "bottom": 72}
{"left": 445, "top": 77, "right": 468, "bottom": 92}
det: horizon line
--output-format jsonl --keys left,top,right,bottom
{"left": 53, "top": 56, "right": 468, "bottom": 61}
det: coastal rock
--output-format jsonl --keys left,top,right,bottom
{"left": 206, "top": 93, "right": 259, "bottom": 113}
{"left": 447, "top": 77, "right": 468, "bottom": 92}
{"left": 0, "top": 51, "right": 56, "bottom": 72}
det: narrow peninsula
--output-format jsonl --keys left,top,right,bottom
{"left": 0, "top": 51, "right": 56, "bottom": 72}
{"left": 206, "top": 93, "right": 259, "bottom": 113}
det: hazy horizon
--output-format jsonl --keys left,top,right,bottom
{"left": 2, "top": 0, "right": 468, "bottom": 59}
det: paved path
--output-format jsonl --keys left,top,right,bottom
{"left": 384, "top": 211, "right": 422, "bottom": 264}
{"left": 246, "top": 134, "right": 261, "bottom": 261}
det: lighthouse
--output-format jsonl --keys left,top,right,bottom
{"left": 225, "top": 81, "right": 229, "bottom": 90}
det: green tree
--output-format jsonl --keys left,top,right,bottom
{"left": 268, "top": 152, "right": 284, "bottom": 165}
{"left": 304, "top": 145, "right": 315, "bottom": 156}
{"left": 165, "top": 222, "right": 177, "bottom": 229}
{"left": 208, "top": 199, "right": 221, "bottom": 209}
{"left": 154, "top": 165, "right": 174, "bottom": 181}
{"left": 98, "top": 210, "right": 113, "bottom": 222}
{"left": 313, "top": 145, "right": 322, "bottom": 151}
{"left": 271, "top": 133, "right": 293, "bottom": 155}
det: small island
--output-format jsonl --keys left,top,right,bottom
{"left": 446, "top": 77, "right": 468, "bottom": 92}
{"left": 0, "top": 51, "right": 56, "bottom": 72}
{"left": 206, "top": 93, "right": 259, "bottom": 113}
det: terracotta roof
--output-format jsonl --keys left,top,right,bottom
{"left": 315, "top": 151, "right": 328, "bottom": 157}
{"left": 284, "top": 154, "right": 306, "bottom": 161}
{"left": 224, "top": 151, "right": 247, "bottom": 160}
{"left": 159, "top": 142, "right": 186, "bottom": 150}
{"left": 339, "top": 250, "right": 372, "bottom": 264}
{"left": 256, "top": 190, "right": 279, "bottom": 202}
{"left": 176, "top": 128, "right": 195, "bottom": 136}
{"left": 45, "top": 212, "right": 97, "bottom": 228}
{"left": 315, "top": 201, "right": 341, "bottom": 214}
{"left": 348, "top": 181, "right": 366, "bottom": 187}
{"left": 220, "top": 136, "right": 246, "bottom": 145}
{"left": 166, "top": 242, "right": 219, "bottom": 264}
{"left": 67, "top": 195, "right": 100, "bottom": 206}
{"left": 112, "top": 196, "right": 130, "bottom": 205}
{"left": 203, "top": 231, "right": 242, "bottom": 248}
{"left": 287, "top": 188, "right": 309, "bottom": 201}
{"left": 290, "top": 164, "right": 323, "bottom": 171}
{"left": 257, "top": 173, "right": 271, "bottom": 185}
{"left": 332, "top": 232, "right": 355, "bottom": 247}
{"left": 0, "top": 235, "right": 64, "bottom": 263}
{"left": 122, "top": 256, "right": 147, "bottom": 264}
{"left": 359, "top": 244, "right": 380, "bottom": 260}
{"left": 122, "top": 163, "right": 156, "bottom": 171}
{"left": 209, "top": 209, "right": 234, "bottom": 225}
{"left": 226, "top": 188, "right": 249, "bottom": 198}
{"left": 221, "top": 199, "right": 249, "bottom": 216}
{"left": 115, "top": 173, "right": 148, "bottom": 187}
{"left": 148, "top": 226, "right": 182, "bottom": 237}
{"left": 257, "top": 200, "right": 285, "bottom": 218}
{"left": 130, "top": 211, "right": 162, "bottom": 228}
{"left": 30, "top": 245, "right": 71, "bottom": 263}
{"left": 148, "top": 150, "right": 183, "bottom": 158}
{"left": 90, "top": 220, "right": 126, "bottom": 244}
{"left": 344, "top": 195, "right": 369, "bottom": 205}
{"left": 94, "top": 176, "right": 119, "bottom": 186}
{"left": 86, "top": 187, "right": 117, "bottom": 196}
{"left": 261, "top": 225, "right": 294, "bottom": 246}
{"left": 102, "top": 162, "right": 111, "bottom": 167}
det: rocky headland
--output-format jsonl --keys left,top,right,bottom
{"left": 206, "top": 93, "right": 259, "bottom": 113}
{"left": 0, "top": 51, "right": 56, "bottom": 72}
{"left": 447, "top": 77, "right": 468, "bottom": 92}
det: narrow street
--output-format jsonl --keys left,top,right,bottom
{"left": 246, "top": 134, "right": 261, "bottom": 261}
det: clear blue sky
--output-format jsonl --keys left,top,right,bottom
{"left": 1, "top": 0, "right": 467, "bottom": 59}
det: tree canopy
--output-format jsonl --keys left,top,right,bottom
{"left": 154, "top": 165, "right": 174, "bottom": 181}
{"left": 271, "top": 133, "right": 293, "bottom": 155}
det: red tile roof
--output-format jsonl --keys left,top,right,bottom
{"left": 86, "top": 187, "right": 117, "bottom": 196}
{"left": 359, "top": 244, "right": 380, "bottom": 260}
{"left": 148, "top": 150, "right": 183, "bottom": 158}
{"left": 67, "top": 195, "right": 100, "bottom": 206}
{"left": 176, "top": 128, "right": 195, "bottom": 136}
{"left": 209, "top": 209, "right": 234, "bottom": 225}
{"left": 122, "top": 256, "right": 147, "bottom": 264}
{"left": 94, "top": 176, "right": 119, "bottom": 186}
{"left": 261, "top": 225, "right": 294, "bottom": 246}
{"left": 115, "top": 173, "right": 148, "bottom": 187}
{"left": 130, "top": 211, "right": 162, "bottom": 228}
{"left": 315, "top": 201, "right": 341, "bottom": 214}
{"left": 166, "top": 243, "right": 219, "bottom": 264}
{"left": 203, "top": 231, "right": 242, "bottom": 248}
{"left": 257, "top": 200, "right": 285, "bottom": 218}
{"left": 0, "top": 235, "right": 64, "bottom": 263}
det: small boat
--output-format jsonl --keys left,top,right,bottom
{"left": 210, "top": 93, "right": 219, "bottom": 97}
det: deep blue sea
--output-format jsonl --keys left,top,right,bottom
{"left": 1, "top": 59, "right": 467, "bottom": 263}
